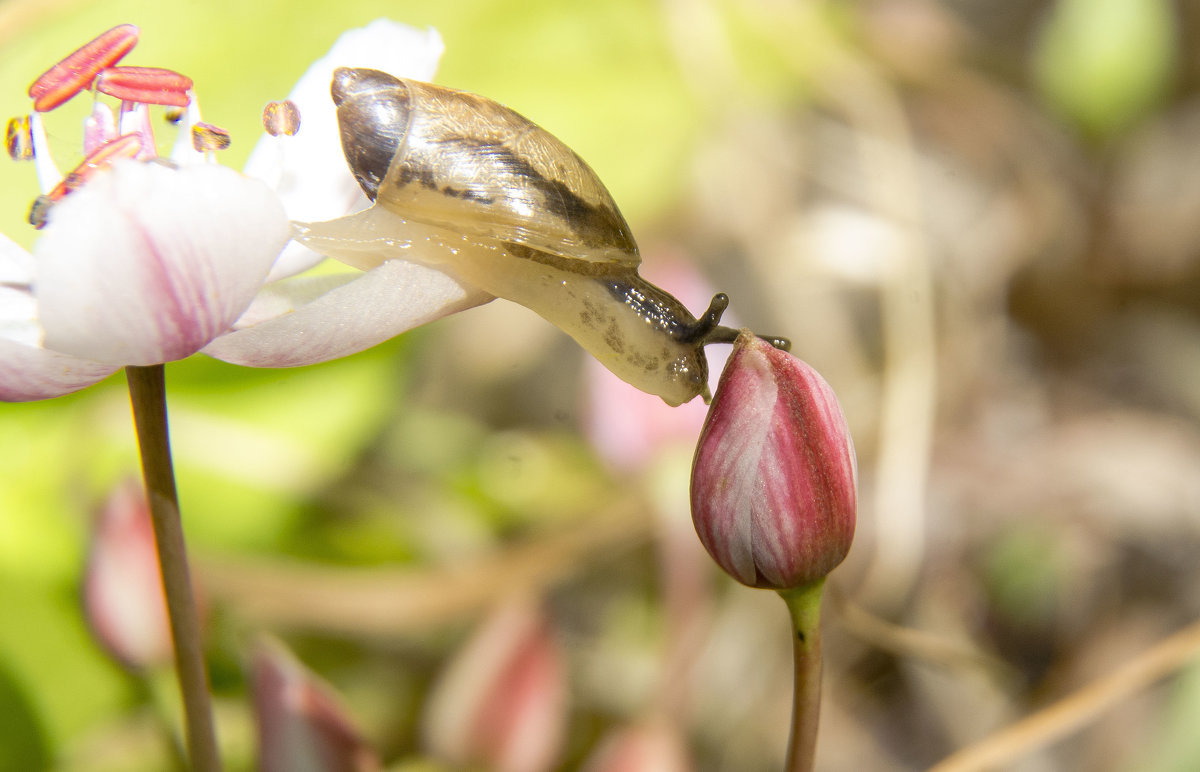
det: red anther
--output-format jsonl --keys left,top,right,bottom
{"left": 191, "top": 122, "right": 231, "bottom": 152}
{"left": 46, "top": 133, "right": 146, "bottom": 203}
{"left": 29, "top": 24, "right": 139, "bottom": 112}
{"left": 95, "top": 67, "right": 193, "bottom": 107}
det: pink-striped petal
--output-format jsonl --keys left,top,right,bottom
{"left": 1, "top": 173, "right": 118, "bottom": 400}
{"left": 0, "top": 337, "right": 116, "bottom": 401}
{"left": 691, "top": 332, "right": 857, "bottom": 589}
{"left": 202, "top": 259, "right": 490, "bottom": 367}
{"left": 35, "top": 161, "right": 289, "bottom": 366}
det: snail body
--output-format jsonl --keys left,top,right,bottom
{"left": 299, "top": 67, "right": 783, "bottom": 405}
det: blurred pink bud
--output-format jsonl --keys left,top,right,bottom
{"left": 83, "top": 478, "right": 171, "bottom": 669}
{"left": 580, "top": 722, "right": 693, "bottom": 772}
{"left": 583, "top": 256, "right": 718, "bottom": 472}
{"left": 423, "top": 600, "right": 567, "bottom": 772}
{"left": 251, "top": 636, "right": 380, "bottom": 772}
{"left": 691, "top": 331, "right": 857, "bottom": 589}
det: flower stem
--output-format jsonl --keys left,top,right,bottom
{"left": 126, "top": 365, "right": 222, "bottom": 772}
{"left": 778, "top": 580, "right": 826, "bottom": 772}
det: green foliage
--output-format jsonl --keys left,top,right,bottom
{"left": 978, "top": 523, "right": 1064, "bottom": 628}
{"left": 1033, "top": 0, "right": 1177, "bottom": 140}
{"left": 0, "top": 659, "right": 50, "bottom": 771}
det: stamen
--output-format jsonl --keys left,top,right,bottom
{"left": 118, "top": 102, "right": 157, "bottom": 159}
{"left": 28, "top": 195, "right": 53, "bottom": 229}
{"left": 45, "top": 133, "right": 146, "bottom": 204}
{"left": 28, "top": 24, "right": 139, "bottom": 112}
{"left": 262, "top": 100, "right": 301, "bottom": 136}
{"left": 163, "top": 106, "right": 185, "bottom": 125}
{"left": 191, "top": 122, "right": 231, "bottom": 153}
{"left": 28, "top": 112, "right": 62, "bottom": 194}
{"left": 83, "top": 103, "right": 117, "bottom": 155}
{"left": 95, "top": 66, "right": 193, "bottom": 107}
{"left": 5, "top": 116, "right": 33, "bottom": 160}
{"left": 168, "top": 97, "right": 204, "bottom": 164}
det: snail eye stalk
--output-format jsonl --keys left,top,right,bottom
{"left": 678, "top": 293, "right": 730, "bottom": 345}
{"left": 689, "top": 293, "right": 791, "bottom": 352}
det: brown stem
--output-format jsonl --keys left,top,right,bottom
{"left": 779, "top": 580, "right": 826, "bottom": 772}
{"left": 126, "top": 365, "right": 222, "bottom": 772}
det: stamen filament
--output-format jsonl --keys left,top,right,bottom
{"left": 47, "top": 133, "right": 146, "bottom": 202}
{"left": 83, "top": 103, "right": 118, "bottom": 155}
{"left": 117, "top": 102, "right": 157, "bottom": 159}
{"left": 169, "top": 97, "right": 205, "bottom": 164}
{"left": 28, "top": 112, "right": 62, "bottom": 194}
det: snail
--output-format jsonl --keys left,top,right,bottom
{"left": 297, "top": 67, "right": 787, "bottom": 406}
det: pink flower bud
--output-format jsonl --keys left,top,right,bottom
{"left": 423, "top": 600, "right": 567, "bottom": 772}
{"left": 251, "top": 637, "right": 380, "bottom": 772}
{"left": 83, "top": 478, "right": 172, "bottom": 670}
{"left": 690, "top": 331, "right": 856, "bottom": 589}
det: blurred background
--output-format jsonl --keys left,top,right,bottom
{"left": 3, "top": 0, "right": 1200, "bottom": 770}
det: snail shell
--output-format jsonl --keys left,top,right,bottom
{"left": 301, "top": 67, "right": 766, "bottom": 405}
{"left": 335, "top": 68, "right": 639, "bottom": 269}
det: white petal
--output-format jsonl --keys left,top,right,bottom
{"left": 36, "top": 161, "right": 290, "bottom": 366}
{"left": 0, "top": 231, "right": 34, "bottom": 286}
{"left": 202, "top": 259, "right": 491, "bottom": 367}
{"left": 245, "top": 20, "right": 444, "bottom": 279}
{"left": 0, "top": 286, "right": 39, "bottom": 347}
{"left": 0, "top": 337, "right": 116, "bottom": 401}
{"left": 228, "top": 271, "right": 361, "bottom": 330}
{"left": 263, "top": 241, "right": 333, "bottom": 284}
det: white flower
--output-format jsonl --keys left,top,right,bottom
{"left": 0, "top": 162, "right": 288, "bottom": 400}
{"left": 1, "top": 20, "right": 489, "bottom": 401}
{"left": 202, "top": 19, "right": 492, "bottom": 369}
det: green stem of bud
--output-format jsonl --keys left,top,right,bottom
{"left": 779, "top": 579, "right": 826, "bottom": 772}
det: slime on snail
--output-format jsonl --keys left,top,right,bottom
{"left": 297, "top": 67, "right": 788, "bottom": 406}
